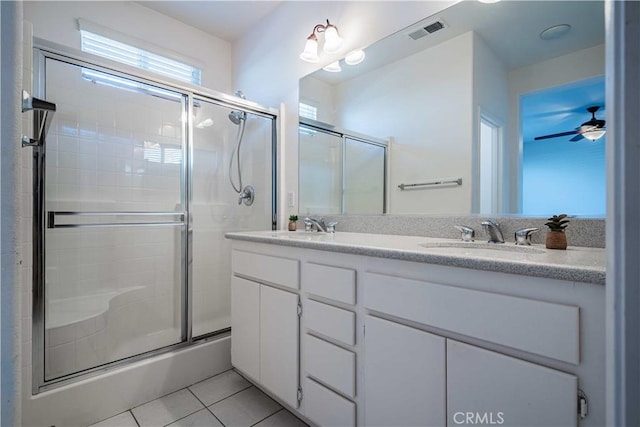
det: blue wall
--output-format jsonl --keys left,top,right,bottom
{"left": 522, "top": 137, "right": 605, "bottom": 216}
{"left": 521, "top": 77, "right": 605, "bottom": 217}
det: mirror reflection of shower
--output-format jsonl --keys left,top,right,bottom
{"left": 228, "top": 90, "right": 255, "bottom": 206}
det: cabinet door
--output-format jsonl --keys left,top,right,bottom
{"left": 364, "top": 315, "right": 446, "bottom": 427}
{"left": 231, "top": 276, "right": 260, "bottom": 381}
{"left": 260, "top": 285, "right": 300, "bottom": 408}
{"left": 447, "top": 340, "right": 577, "bottom": 426}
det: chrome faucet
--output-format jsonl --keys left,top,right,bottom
{"left": 454, "top": 225, "right": 475, "bottom": 242}
{"left": 304, "top": 217, "right": 328, "bottom": 233}
{"left": 481, "top": 219, "right": 505, "bottom": 243}
{"left": 515, "top": 227, "right": 539, "bottom": 246}
{"left": 304, "top": 217, "right": 338, "bottom": 233}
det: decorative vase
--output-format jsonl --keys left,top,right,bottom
{"left": 546, "top": 231, "right": 567, "bottom": 250}
{"left": 288, "top": 221, "right": 297, "bottom": 231}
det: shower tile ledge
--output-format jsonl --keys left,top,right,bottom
{"left": 225, "top": 230, "right": 605, "bottom": 285}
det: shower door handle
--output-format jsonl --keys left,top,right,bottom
{"left": 47, "top": 211, "right": 186, "bottom": 229}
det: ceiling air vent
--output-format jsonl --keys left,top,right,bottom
{"left": 408, "top": 19, "right": 447, "bottom": 40}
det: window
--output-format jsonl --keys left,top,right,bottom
{"left": 80, "top": 30, "right": 202, "bottom": 86}
{"left": 299, "top": 102, "right": 318, "bottom": 121}
{"left": 143, "top": 142, "right": 183, "bottom": 165}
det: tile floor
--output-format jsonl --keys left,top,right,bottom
{"left": 88, "top": 370, "right": 309, "bottom": 427}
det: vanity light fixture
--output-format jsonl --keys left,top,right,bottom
{"left": 323, "top": 61, "right": 342, "bottom": 73}
{"left": 477, "top": 0, "right": 501, "bottom": 3}
{"left": 345, "top": 49, "right": 366, "bottom": 65}
{"left": 299, "top": 19, "right": 344, "bottom": 63}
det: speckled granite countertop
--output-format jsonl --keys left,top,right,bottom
{"left": 226, "top": 230, "right": 606, "bottom": 285}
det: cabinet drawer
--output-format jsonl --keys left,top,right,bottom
{"left": 303, "top": 262, "right": 356, "bottom": 305}
{"left": 305, "top": 334, "right": 356, "bottom": 398}
{"left": 232, "top": 250, "right": 299, "bottom": 290}
{"left": 364, "top": 272, "right": 579, "bottom": 364}
{"left": 305, "top": 300, "right": 355, "bottom": 346}
{"left": 304, "top": 377, "right": 356, "bottom": 427}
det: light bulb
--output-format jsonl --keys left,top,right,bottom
{"left": 323, "top": 61, "right": 342, "bottom": 73}
{"left": 323, "top": 25, "right": 343, "bottom": 54}
{"left": 345, "top": 49, "right": 366, "bottom": 65}
{"left": 300, "top": 35, "right": 319, "bottom": 63}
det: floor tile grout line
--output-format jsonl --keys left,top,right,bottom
{"left": 130, "top": 368, "right": 236, "bottom": 413}
{"left": 186, "top": 387, "right": 208, "bottom": 407}
{"left": 205, "top": 406, "right": 227, "bottom": 427}
{"left": 249, "top": 407, "right": 284, "bottom": 427}
{"left": 204, "top": 383, "right": 254, "bottom": 408}
{"left": 159, "top": 405, "right": 206, "bottom": 427}
{"left": 129, "top": 409, "right": 141, "bottom": 427}
{"left": 187, "top": 367, "right": 236, "bottom": 389}
{"left": 154, "top": 387, "right": 206, "bottom": 427}
{"left": 186, "top": 386, "right": 228, "bottom": 427}
{"left": 130, "top": 387, "right": 193, "bottom": 414}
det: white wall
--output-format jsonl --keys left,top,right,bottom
{"left": 24, "top": 1, "right": 232, "bottom": 92}
{"left": 299, "top": 76, "right": 336, "bottom": 125}
{"left": 507, "top": 44, "right": 605, "bottom": 212}
{"left": 472, "top": 32, "right": 509, "bottom": 213}
{"left": 335, "top": 32, "right": 475, "bottom": 214}
{"left": 1, "top": 3, "right": 24, "bottom": 425}
{"left": 232, "top": 1, "right": 457, "bottom": 222}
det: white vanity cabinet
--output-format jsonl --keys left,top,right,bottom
{"left": 228, "top": 236, "right": 605, "bottom": 427}
{"left": 230, "top": 250, "right": 300, "bottom": 409}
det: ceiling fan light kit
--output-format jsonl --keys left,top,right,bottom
{"left": 534, "top": 105, "right": 606, "bottom": 142}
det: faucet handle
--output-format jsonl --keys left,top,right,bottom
{"left": 454, "top": 225, "right": 475, "bottom": 242}
{"left": 326, "top": 221, "right": 338, "bottom": 233}
{"left": 304, "top": 217, "right": 314, "bottom": 232}
{"left": 514, "top": 227, "right": 540, "bottom": 245}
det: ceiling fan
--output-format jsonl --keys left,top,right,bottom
{"left": 534, "top": 106, "right": 606, "bottom": 142}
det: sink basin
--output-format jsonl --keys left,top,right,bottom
{"left": 273, "top": 232, "right": 332, "bottom": 241}
{"left": 418, "top": 241, "right": 546, "bottom": 254}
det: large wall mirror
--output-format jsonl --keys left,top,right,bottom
{"left": 298, "top": 0, "right": 605, "bottom": 217}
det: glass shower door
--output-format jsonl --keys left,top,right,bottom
{"left": 298, "top": 126, "right": 343, "bottom": 215}
{"left": 43, "top": 58, "right": 186, "bottom": 380}
{"left": 191, "top": 98, "right": 273, "bottom": 338}
{"left": 344, "top": 137, "right": 385, "bottom": 214}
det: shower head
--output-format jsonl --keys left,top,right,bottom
{"left": 228, "top": 90, "right": 247, "bottom": 125}
{"left": 228, "top": 110, "right": 246, "bottom": 125}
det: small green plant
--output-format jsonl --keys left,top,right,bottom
{"left": 545, "top": 214, "right": 570, "bottom": 232}
{"left": 289, "top": 214, "right": 298, "bottom": 222}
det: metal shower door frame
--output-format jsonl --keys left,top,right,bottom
{"left": 30, "top": 43, "right": 278, "bottom": 394}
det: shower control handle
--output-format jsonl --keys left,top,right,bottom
{"left": 238, "top": 185, "right": 255, "bottom": 206}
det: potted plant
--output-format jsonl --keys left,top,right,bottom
{"left": 545, "top": 214, "right": 570, "bottom": 249}
{"left": 288, "top": 214, "right": 298, "bottom": 231}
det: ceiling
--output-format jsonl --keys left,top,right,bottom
{"left": 312, "top": 1, "right": 603, "bottom": 85}
{"left": 136, "top": 1, "right": 282, "bottom": 42}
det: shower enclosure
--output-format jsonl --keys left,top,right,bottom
{"left": 29, "top": 46, "right": 276, "bottom": 391}
{"left": 298, "top": 119, "right": 387, "bottom": 215}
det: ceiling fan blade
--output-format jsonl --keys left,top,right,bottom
{"left": 534, "top": 130, "right": 579, "bottom": 141}
{"left": 569, "top": 134, "right": 585, "bottom": 142}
